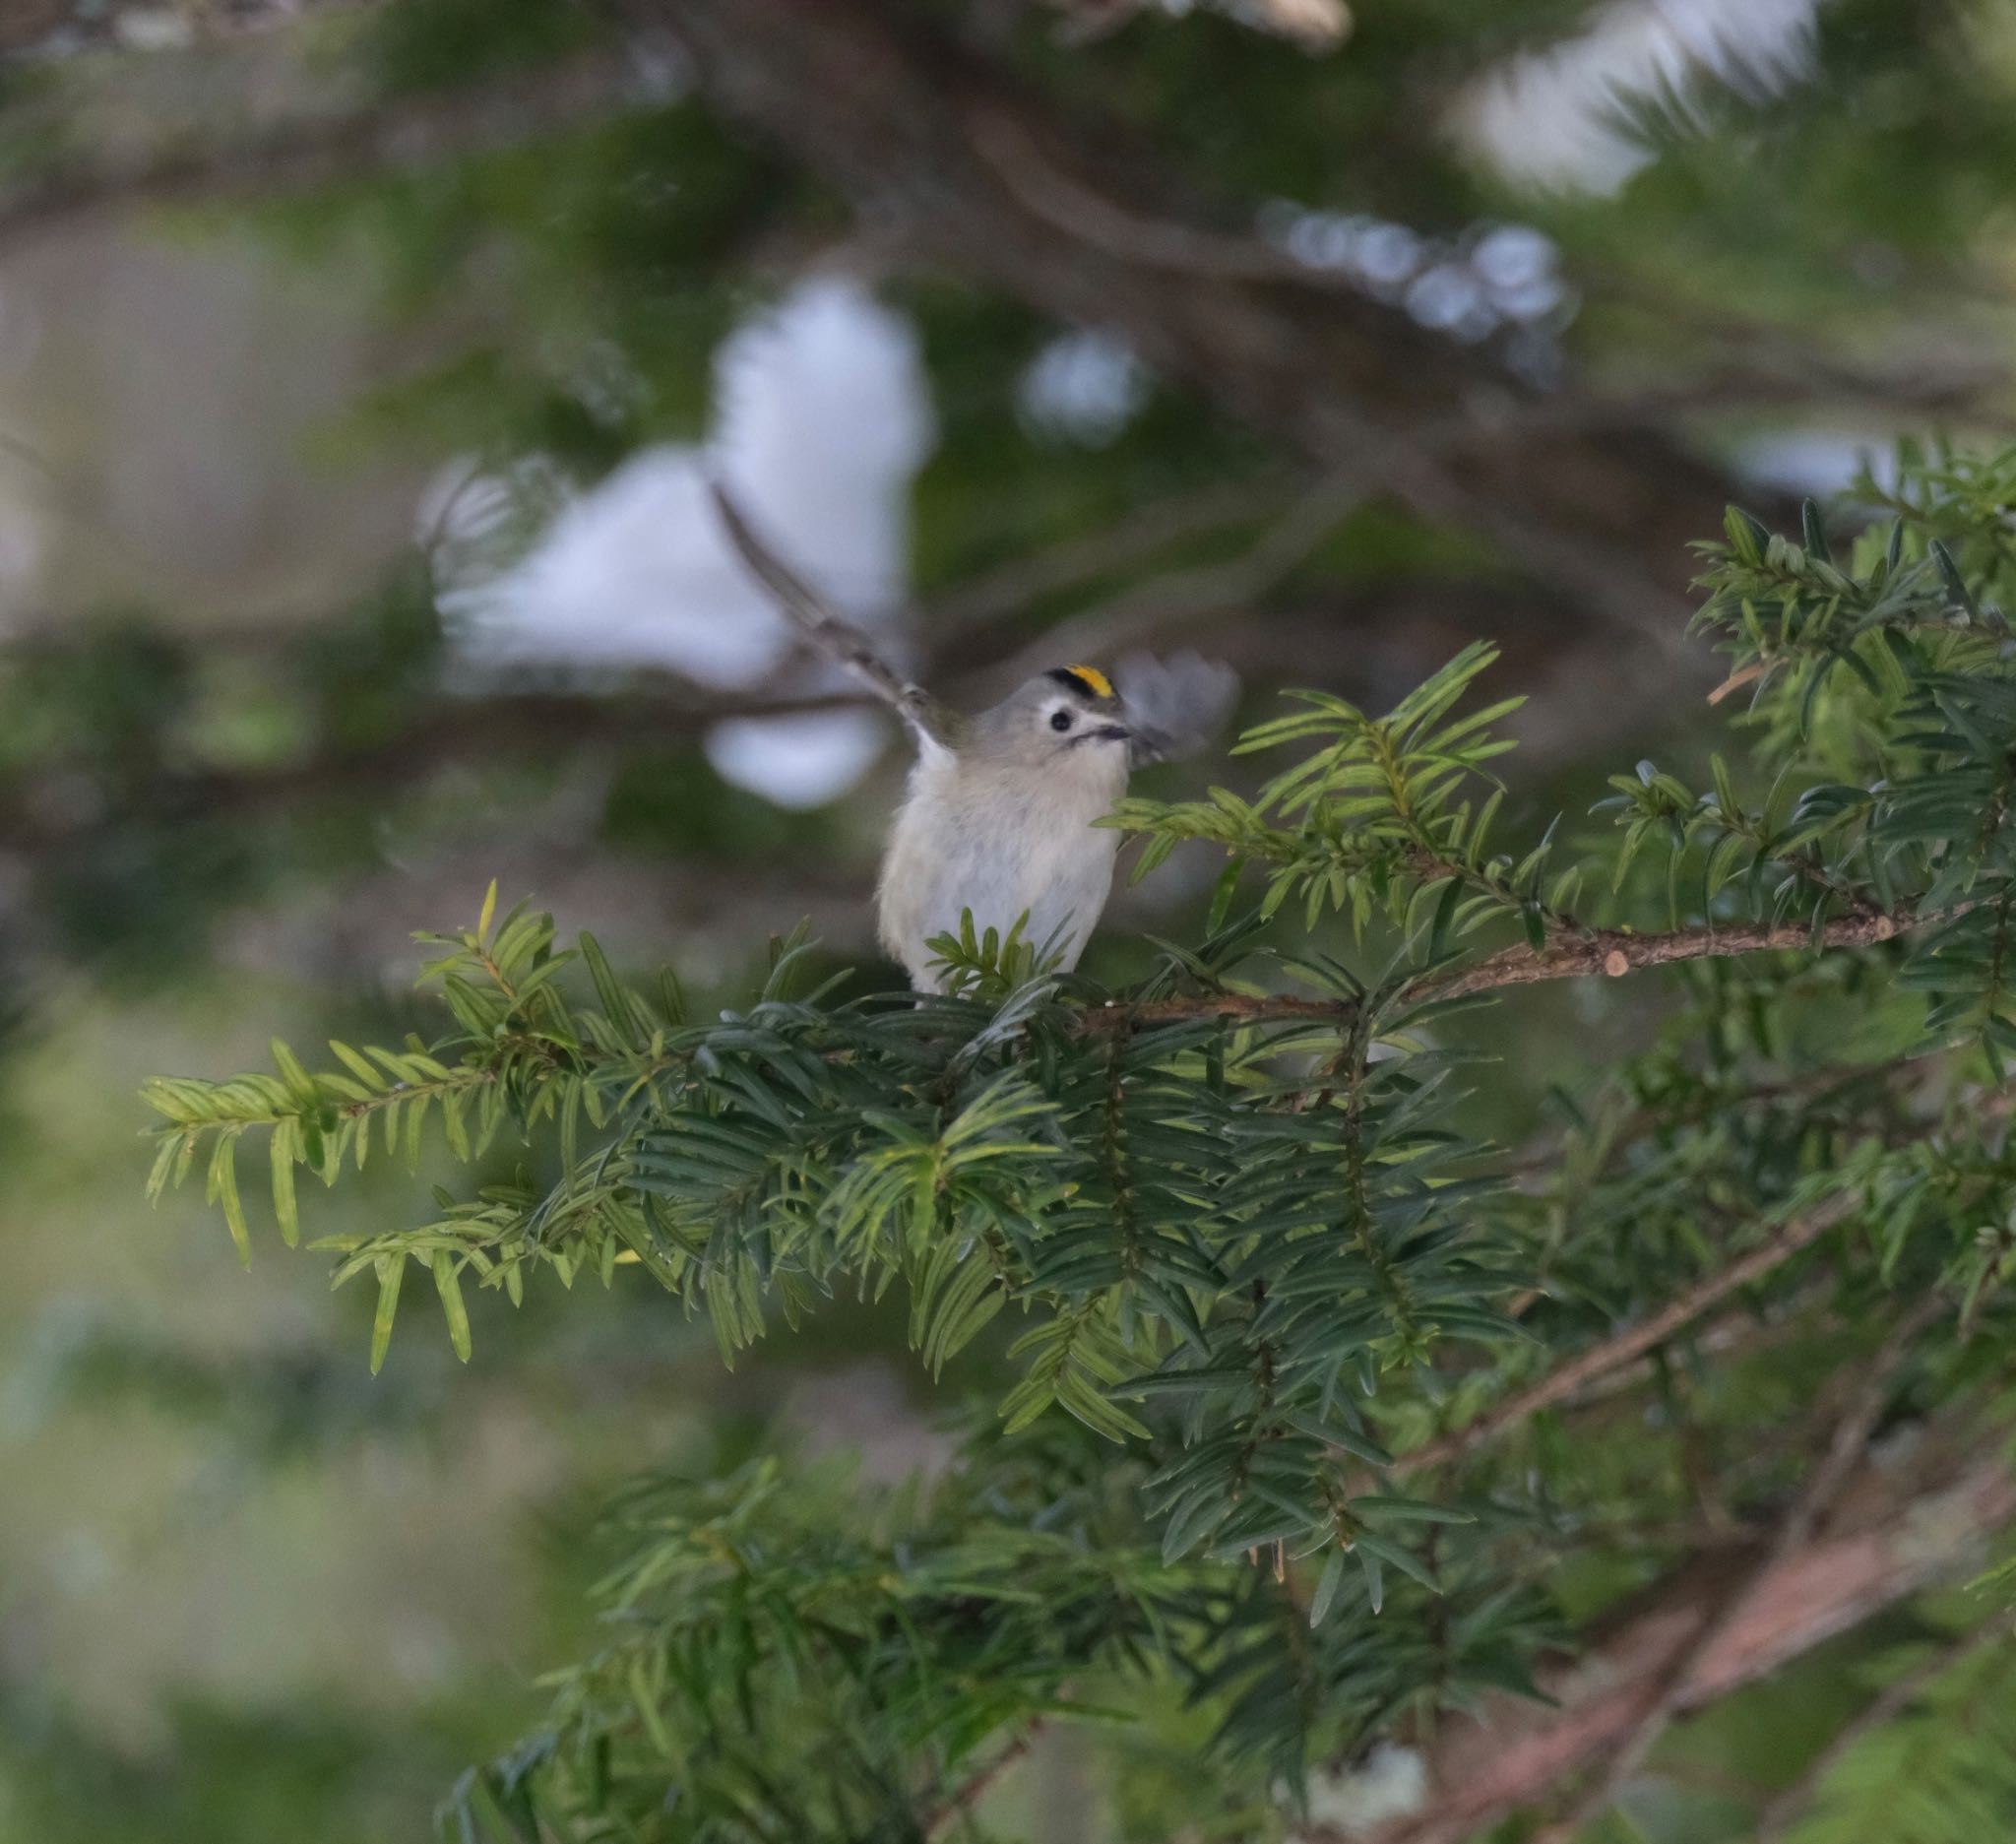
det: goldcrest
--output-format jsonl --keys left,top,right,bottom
{"left": 877, "top": 655, "right": 1237, "bottom": 991}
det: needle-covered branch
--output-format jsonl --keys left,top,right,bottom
{"left": 1084, "top": 906, "right": 1919, "bottom": 1031}
{"left": 139, "top": 452, "right": 2016, "bottom": 1841}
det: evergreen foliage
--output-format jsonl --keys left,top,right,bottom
{"left": 11, "top": 0, "right": 2016, "bottom": 1835}
{"left": 1760, "top": 1624, "right": 2016, "bottom": 1844}
{"left": 144, "top": 452, "right": 2016, "bottom": 1841}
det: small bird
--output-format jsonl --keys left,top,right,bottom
{"left": 710, "top": 485, "right": 1236, "bottom": 992}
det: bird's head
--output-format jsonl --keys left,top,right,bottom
{"left": 963, "top": 654, "right": 1238, "bottom": 778}
{"left": 971, "top": 665, "right": 1133, "bottom": 767}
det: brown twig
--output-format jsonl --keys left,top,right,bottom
{"left": 1425, "top": 910, "right": 1906, "bottom": 998}
{"left": 1557, "top": 1289, "right": 1834, "bottom": 1414}
{"left": 922, "top": 1721, "right": 1044, "bottom": 1838}
{"left": 1083, "top": 907, "right": 1916, "bottom": 1035}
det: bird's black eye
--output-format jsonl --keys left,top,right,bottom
{"left": 1050, "top": 709, "right": 1073, "bottom": 731}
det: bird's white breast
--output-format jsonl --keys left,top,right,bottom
{"left": 877, "top": 742, "right": 1126, "bottom": 990}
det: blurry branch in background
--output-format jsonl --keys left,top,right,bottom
{"left": 965, "top": 102, "right": 1344, "bottom": 286}
{"left": 923, "top": 477, "right": 1292, "bottom": 639}
{"left": 0, "top": 26, "right": 659, "bottom": 249}
{"left": 0, "top": 451, "right": 1568, "bottom": 878}
{"left": 706, "top": 481, "right": 957, "bottom": 745}
{"left": 0, "top": 684, "right": 877, "bottom": 850}
{"left": 1, "top": 0, "right": 1999, "bottom": 443}
{"left": 5, "top": 0, "right": 2003, "bottom": 698}
{"left": 0, "top": 0, "right": 1796, "bottom": 661}
{"left": 977, "top": 464, "right": 1372, "bottom": 686}
{"left": 0, "top": 0, "right": 352, "bottom": 61}
{"left": 612, "top": 0, "right": 1791, "bottom": 639}
{"left": 1583, "top": 264, "right": 2014, "bottom": 421}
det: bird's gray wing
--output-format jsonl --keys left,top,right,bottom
{"left": 708, "top": 481, "right": 957, "bottom": 751}
{"left": 1117, "top": 650, "right": 1241, "bottom": 768}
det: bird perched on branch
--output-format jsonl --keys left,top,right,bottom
{"left": 709, "top": 483, "right": 1237, "bottom": 992}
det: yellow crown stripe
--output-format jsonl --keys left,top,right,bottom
{"left": 1066, "top": 665, "right": 1114, "bottom": 700}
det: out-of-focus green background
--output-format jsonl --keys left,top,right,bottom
{"left": 1, "top": 0, "right": 2013, "bottom": 1835}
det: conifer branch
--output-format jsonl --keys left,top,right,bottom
{"left": 1420, "top": 908, "right": 1909, "bottom": 998}
{"left": 1087, "top": 906, "right": 1917, "bottom": 1033}
{"left": 134, "top": 449, "right": 2016, "bottom": 1842}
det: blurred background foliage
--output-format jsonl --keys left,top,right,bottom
{"left": 3, "top": 0, "right": 2016, "bottom": 1838}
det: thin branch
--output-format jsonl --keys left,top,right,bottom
{"left": 1542, "top": 1288, "right": 1830, "bottom": 1416}
{"left": 962, "top": 102, "right": 1700, "bottom": 653}
{"left": 0, "top": 524, "right": 1646, "bottom": 855}
{"left": 708, "top": 482, "right": 956, "bottom": 748}
{"left": 1085, "top": 907, "right": 1918, "bottom": 1034}
{"left": 979, "top": 465, "right": 1371, "bottom": 689}
{"left": 0, "top": 684, "right": 887, "bottom": 850}
{"left": 1425, "top": 909, "right": 1908, "bottom": 999}
{"left": 1531, "top": 1294, "right": 1948, "bottom": 1843}
{"left": 965, "top": 104, "right": 1319, "bottom": 286}
{"left": 1, "top": 0, "right": 1837, "bottom": 684}
{"left": 923, "top": 477, "right": 1293, "bottom": 643}
{"left": 664, "top": 0, "right": 1777, "bottom": 650}
{"left": 923, "top": 1721, "right": 1044, "bottom": 1838}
